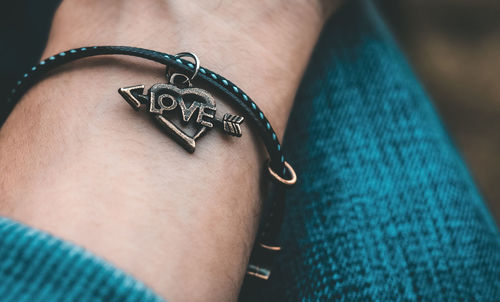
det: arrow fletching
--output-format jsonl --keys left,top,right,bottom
{"left": 222, "top": 113, "right": 244, "bottom": 137}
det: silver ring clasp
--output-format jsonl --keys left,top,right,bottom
{"left": 166, "top": 52, "right": 200, "bottom": 86}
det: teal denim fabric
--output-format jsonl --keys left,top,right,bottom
{"left": 253, "top": 1, "right": 500, "bottom": 300}
{"left": 1, "top": 1, "right": 499, "bottom": 301}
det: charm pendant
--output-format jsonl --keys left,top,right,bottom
{"left": 118, "top": 82, "right": 244, "bottom": 152}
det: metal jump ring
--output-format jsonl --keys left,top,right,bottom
{"left": 166, "top": 52, "right": 200, "bottom": 83}
{"left": 169, "top": 73, "right": 192, "bottom": 87}
{"left": 267, "top": 160, "right": 297, "bottom": 186}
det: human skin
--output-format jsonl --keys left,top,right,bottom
{"left": 0, "top": 1, "right": 337, "bottom": 301}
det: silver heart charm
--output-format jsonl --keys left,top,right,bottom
{"left": 118, "top": 83, "right": 244, "bottom": 152}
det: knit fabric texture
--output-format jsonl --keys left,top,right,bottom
{"left": 1, "top": 1, "right": 500, "bottom": 301}
{"left": 0, "top": 217, "right": 163, "bottom": 302}
{"left": 254, "top": 1, "right": 500, "bottom": 300}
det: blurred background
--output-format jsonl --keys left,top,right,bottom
{"left": 1, "top": 1, "right": 499, "bottom": 224}
{"left": 378, "top": 1, "right": 500, "bottom": 224}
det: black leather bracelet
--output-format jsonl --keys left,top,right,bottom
{"left": 2, "top": 46, "right": 296, "bottom": 283}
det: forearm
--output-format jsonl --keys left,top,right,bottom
{"left": 45, "top": 0, "right": 327, "bottom": 130}
{"left": 0, "top": 1, "right": 333, "bottom": 301}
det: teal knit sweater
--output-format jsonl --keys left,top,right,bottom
{"left": 0, "top": 217, "right": 163, "bottom": 301}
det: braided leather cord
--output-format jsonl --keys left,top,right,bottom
{"left": 2, "top": 45, "right": 292, "bottom": 281}
{"left": 3, "top": 46, "right": 289, "bottom": 178}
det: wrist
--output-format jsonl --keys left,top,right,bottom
{"left": 1, "top": 1, "right": 334, "bottom": 301}
{"left": 45, "top": 0, "right": 329, "bottom": 136}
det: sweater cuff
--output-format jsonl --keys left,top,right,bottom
{"left": 0, "top": 216, "right": 164, "bottom": 301}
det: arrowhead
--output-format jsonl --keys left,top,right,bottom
{"left": 118, "top": 85, "right": 147, "bottom": 110}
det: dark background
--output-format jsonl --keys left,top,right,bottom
{"left": 1, "top": 1, "right": 499, "bottom": 224}
{"left": 0, "top": 1, "right": 59, "bottom": 103}
{"left": 380, "top": 1, "right": 500, "bottom": 225}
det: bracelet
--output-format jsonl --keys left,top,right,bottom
{"left": 2, "top": 46, "right": 297, "bottom": 283}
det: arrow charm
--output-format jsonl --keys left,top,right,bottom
{"left": 118, "top": 83, "right": 244, "bottom": 152}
